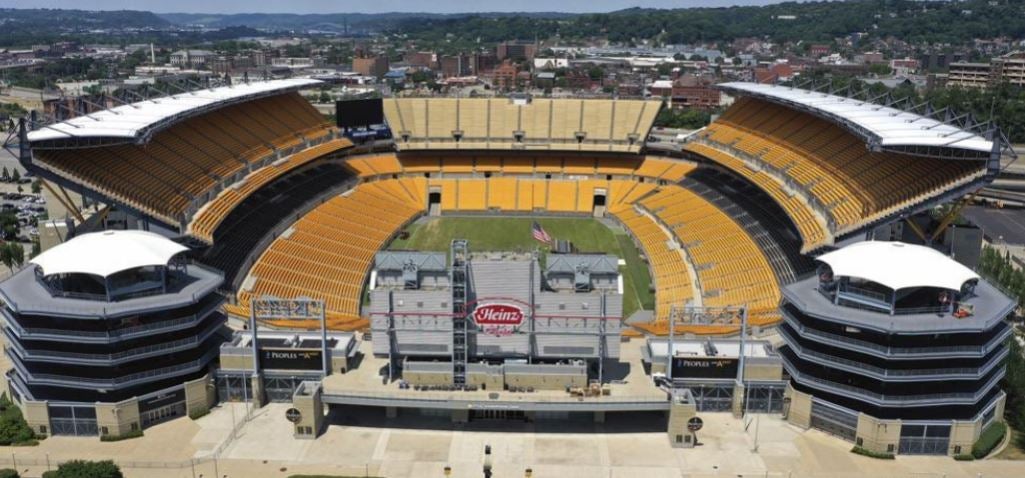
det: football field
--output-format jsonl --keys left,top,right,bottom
{"left": 387, "top": 216, "right": 653, "bottom": 318}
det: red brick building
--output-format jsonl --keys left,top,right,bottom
{"left": 670, "top": 75, "right": 721, "bottom": 109}
{"left": 754, "top": 63, "right": 795, "bottom": 84}
{"left": 491, "top": 61, "right": 520, "bottom": 90}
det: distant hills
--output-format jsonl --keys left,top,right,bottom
{"left": 0, "top": 8, "right": 170, "bottom": 30}
{"left": 158, "top": 12, "right": 576, "bottom": 33}
{"left": 2, "top": 1, "right": 1025, "bottom": 48}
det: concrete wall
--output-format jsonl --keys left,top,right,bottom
{"left": 504, "top": 370, "right": 586, "bottom": 391}
{"left": 184, "top": 373, "right": 215, "bottom": 417}
{"left": 949, "top": 420, "right": 979, "bottom": 456}
{"left": 467, "top": 369, "right": 504, "bottom": 390}
{"left": 743, "top": 361, "right": 783, "bottom": 381}
{"left": 784, "top": 383, "right": 812, "bottom": 429}
{"left": 404, "top": 370, "right": 454, "bottom": 386}
{"left": 22, "top": 400, "right": 50, "bottom": 437}
{"left": 220, "top": 353, "right": 254, "bottom": 371}
{"left": 292, "top": 383, "right": 324, "bottom": 439}
{"left": 667, "top": 396, "right": 697, "bottom": 447}
{"left": 403, "top": 362, "right": 586, "bottom": 390}
{"left": 331, "top": 354, "right": 349, "bottom": 373}
{"left": 855, "top": 414, "right": 901, "bottom": 455}
{"left": 95, "top": 399, "right": 140, "bottom": 438}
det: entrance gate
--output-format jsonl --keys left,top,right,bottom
{"left": 809, "top": 399, "right": 858, "bottom": 442}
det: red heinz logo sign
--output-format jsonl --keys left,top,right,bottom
{"left": 473, "top": 304, "right": 524, "bottom": 326}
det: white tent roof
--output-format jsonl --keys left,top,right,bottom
{"left": 31, "top": 230, "right": 188, "bottom": 278}
{"left": 816, "top": 241, "right": 979, "bottom": 291}
{"left": 718, "top": 82, "right": 993, "bottom": 153}
{"left": 27, "top": 78, "right": 322, "bottom": 143}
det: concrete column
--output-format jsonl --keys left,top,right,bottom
{"left": 21, "top": 400, "right": 51, "bottom": 437}
{"left": 783, "top": 383, "right": 811, "bottom": 429}
{"left": 731, "top": 383, "right": 746, "bottom": 418}
{"left": 855, "top": 413, "right": 901, "bottom": 455}
{"left": 667, "top": 393, "right": 697, "bottom": 448}
{"left": 250, "top": 374, "right": 266, "bottom": 409}
{"left": 292, "top": 382, "right": 324, "bottom": 439}
{"left": 451, "top": 409, "right": 469, "bottom": 423}
{"left": 184, "top": 373, "right": 215, "bottom": 418}
{"left": 95, "top": 399, "right": 140, "bottom": 438}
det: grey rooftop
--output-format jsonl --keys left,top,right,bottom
{"left": 0, "top": 263, "right": 224, "bottom": 319}
{"left": 782, "top": 275, "right": 1014, "bottom": 334}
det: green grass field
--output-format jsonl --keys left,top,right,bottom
{"left": 388, "top": 217, "right": 653, "bottom": 318}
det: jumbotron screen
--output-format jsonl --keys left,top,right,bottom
{"left": 336, "top": 98, "right": 384, "bottom": 129}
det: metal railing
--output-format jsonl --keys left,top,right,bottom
{"left": 6, "top": 286, "right": 221, "bottom": 319}
{"left": 6, "top": 346, "right": 220, "bottom": 389}
{"left": 4, "top": 299, "right": 221, "bottom": 342}
{"left": 323, "top": 388, "right": 670, "bottom": 406}
{"left": 689, "top": 135, "right": 836, "bottom": 230}
{"left": 778, "top": 326, "right": 1008, "bottom": 380}
{"left": 182, "top": 129, "right": 339, "bottom": 222}
{"left": 225, "top": 176, "right": 360, "bottom": 292}
{"left": 818, "top": 282, "right": 954, "bottom": 316}
{"left": 780, "top": 310, "right": 1010, "bottom": 357}
{"left": 780, "top": 353, "right": 1004, "bottom": 406}
{"left": 5, "top": 320, "right": 226, "bottom": 364}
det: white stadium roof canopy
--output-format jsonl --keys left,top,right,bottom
{"left": 31, "top": 230, "right": 189, "bottom": 278}
{"left": 26, "top": 78, "right": 322, "bottom": 143}
{"left": 815, "top": 241, "right": 979, "bottom": 291}
{"left": 717, "top": 82, "right": 994, "bottom": 153}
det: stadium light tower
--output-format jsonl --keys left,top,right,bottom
{"left": 250, "top": 297, "right": 330, "bottom": 406}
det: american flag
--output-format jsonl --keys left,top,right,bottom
{"left": 531, "top": 221, "right": 552, "bottom": 244}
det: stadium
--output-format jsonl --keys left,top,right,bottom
{"left": 0, "top": 77, "right": 1016, "bottom": 456}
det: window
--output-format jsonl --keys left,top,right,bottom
{"left": 954, "top": 445, "right": 962, "bottom": 454}
{"left": 675, "top": 434, "right": 683, "bottom": 443}
{"left": 39, "top": 426, "right": 47, "bottom": 434}
{"left": 101, "top": 426, "right": 109, "bottom": 435}
{"left": 887, "top": 444, "right": 894, "bottom": 453}
{"left": 131, "top": 423, "right": 139, "bottom": 431}
{"left": 856, "top": 438, "right": 863, "bottom": 447}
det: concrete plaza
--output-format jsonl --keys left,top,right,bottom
{"left": 1, "top": 400, "right": 1024, "bottom": 478}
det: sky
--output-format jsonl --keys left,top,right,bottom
{"left": 2, "top": 0, "right": 795, "bottom": 14}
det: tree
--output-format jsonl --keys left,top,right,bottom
{"left": 0, "top": 394, "right": 35, "bottom": 446}
{"left": 9, "top": 243, "right": 24, "bottom": 270}
{"left": 868, "top": 63, "right": 893, "bottom": 76}
{"left": 0, "top": 212, "right": 18, "bottom": 240}
{"left": 0, "top": 167, "right": 7, "bottom": 182}
{"left": 11, "top": 169, "right": 19, "bottom": 183}
{"left": 0, "top": 244, "right": 11, "bottom": 273}
{"left": 654, "top": 107, "right": 714, "bottom": 129}
{"left": 31, "top": 179, "right": 41, "bottom": 195}
{"left": 42, "top": 460, "right": 122, "bottom": 478}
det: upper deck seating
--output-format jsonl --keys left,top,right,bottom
{"left": 33, "top": 92, "right": 332, "bottom": 226}
{"left": 384, "top": 98, "right": 660, "bottom": 153}
{"left": 189, "top": 138, "right": 353, "bottom": 243}
{"left": 697, "top": 96, "right": 987, "bottom": 235}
